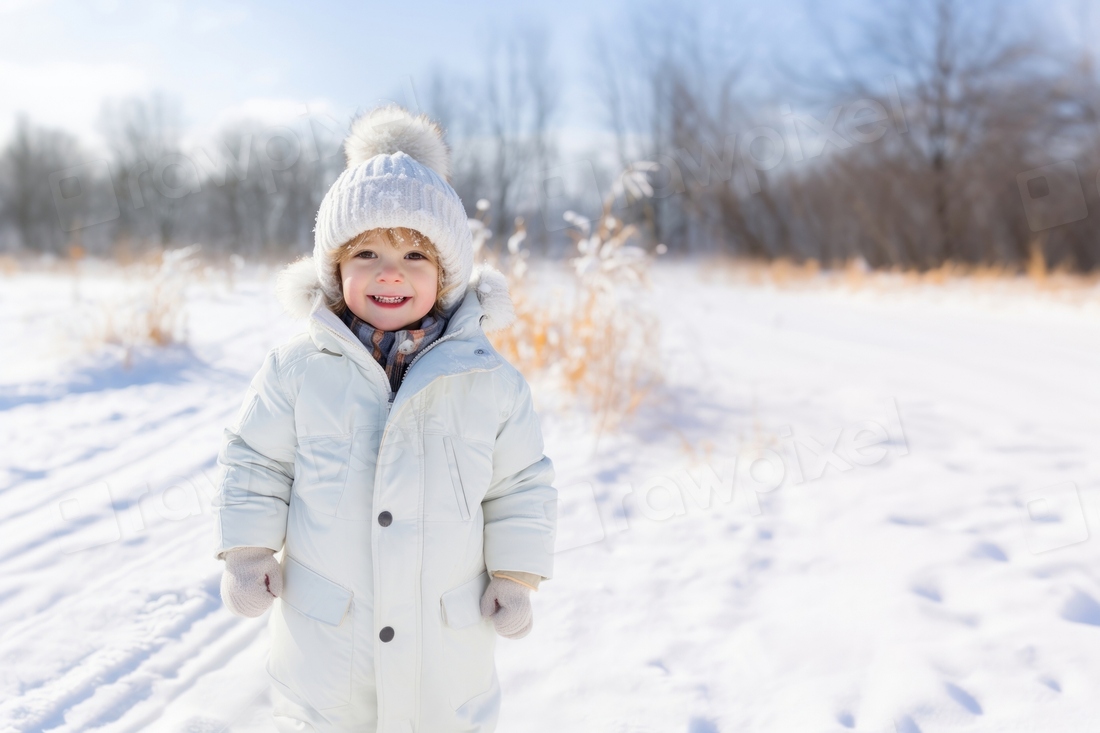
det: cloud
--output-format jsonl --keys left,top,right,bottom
{"left": 0, "top": 59, "right": 151, "bottom": 149}
{"left": 0, "top": 0, "right": 51, "bottom": 14}
{"left": 189, "top": 5, "right": 248, "bottom": 33}
{"left": 181, "top": 95, "right": 349, "bottom": 153}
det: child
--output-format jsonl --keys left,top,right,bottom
{"left": 211, "top": 104, "right": 558, "bottom": 733}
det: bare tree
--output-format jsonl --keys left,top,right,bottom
{"left": 0, "top": 114, "right": 84, "bottom": 254}
{"left": 589, "top": 1, "right": 755, "bottom": 255}
{"left": 423, "top": 66, "right": 490, "bottom": 217}
{"left": 97, "top": 91, "right": 193, "bottom": 249}
{"left": 479, "top": 23, "right": 560, "bottom": 252}
{"left": 795, "top": 0, "right": 1056, "bottom": 268}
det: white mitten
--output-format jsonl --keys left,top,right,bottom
{"left": 220, "top": 546, "right": 282, "bottom": 618}
{"left": 479, "top": 576, "right": 533, "bottom": 639}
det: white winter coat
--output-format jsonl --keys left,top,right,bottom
{"left": 211, "top": 263, "right": 558, "bottom": 732}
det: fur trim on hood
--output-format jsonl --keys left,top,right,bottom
{"left": 274, "top": 257, "right": 516, "bottom": 334}
{"left": 274, "top": 256, "right": 325, "bottom": 319}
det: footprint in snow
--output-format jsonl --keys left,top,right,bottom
{"left": 944, "top": 682, "right": 983, "bottom": 715}
{"left": 887, "top": 515, "right": 929, "bottom": 527}
{"left": 911, "top": 581, "right": 942, "bottom": 603}
{"left": 894, "top": 715, "right": 922, "bottom": 733}
{"left": 646, "top": 658, "right": 669, "bottom": 674}
{"left": 1061, "top": 588, "right": 1100, "bottom": 626}
{"left": 970, "top": 541, "right": 1007, "bottom": 562}
{"left": 687, "top": 717, "right": 719, "bottom": 733}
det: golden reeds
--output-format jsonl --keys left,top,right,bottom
{"left": 78, "top": 245, "right": 201, "bottom": 368}
{"left": 701, "top": 251, "right": 1100, "bottom": 298}
{"left": 477, "top": 166, "right": 668, "bottom": 444}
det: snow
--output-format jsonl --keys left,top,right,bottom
{"left": 1, "top": 259, "right": 1099, "bottom": 732}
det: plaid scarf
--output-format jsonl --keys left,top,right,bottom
{"left": 340, "top": 307, "right": 448, "bottom": 396}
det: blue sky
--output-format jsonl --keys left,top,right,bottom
{"left": 0, "top": 0, "right": 621, "bottom": 149}
{"left": 0, "top": 0, "right": 1088, "bottom": 154}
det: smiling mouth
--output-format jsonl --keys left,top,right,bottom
{"left": 371, "top": 295, "right": 409, "bottom": 304}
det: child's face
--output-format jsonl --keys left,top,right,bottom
{"left": 339, "top": 230, "right": 439, "bottom": 331}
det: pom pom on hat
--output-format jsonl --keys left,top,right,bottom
{"left": 344, "top": 104, "right": 452, "bottom": 181}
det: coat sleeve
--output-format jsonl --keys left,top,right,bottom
{"left": 211, "top": 347, "right": 297, "bottom": 561}
{"left": 481, "top": 374, "right": 558, "bottom": 581}
{"left": 492, "top": 570, "right": 543, "bottom": 591}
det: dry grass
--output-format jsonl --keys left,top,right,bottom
{"left": 0, "top": 254, "right": 18, "bottom": 276}
{"left": 77, "top": 245, "right": 202, "bottom": 368}
{"left": 477, "top": 181, "right": 667, "bottom": 444}
{"left": 700, "top": 246, "right": 1100, "bottom": 303}
{"left": 0, "top": 245, "right": 202, "bottom": 368}
{"left": 492, "top": 265, "right": 663, "bottom": 443}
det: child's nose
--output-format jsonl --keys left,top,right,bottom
{"left": 377, "top": 263, "right": 403, "bottom": 281}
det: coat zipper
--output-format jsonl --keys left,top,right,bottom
{"left": 402, "top": 328, "right": 464, "bottom": 374}
{"left": 377, "top": 328, "right": 465, "bottom": 444}
{"left": 317, "top": 318, "right": 466, "bottom": 444}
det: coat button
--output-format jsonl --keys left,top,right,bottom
{"left": 475, "top": 349, "right": 485, "bottom": 355}
{"left": 378, "top": 511, "right": 392, "bottom": 526}
{"left": 379, "top": 626, "right": 394, "bottom": 642}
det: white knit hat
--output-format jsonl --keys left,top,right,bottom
{"left": 291, "top": 103, "right": 474, "bottom": 316}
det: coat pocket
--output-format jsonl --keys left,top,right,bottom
{"left": 267, "top": 556, "right": 355, "bottom": 711}
{"left": 294, "top": 434, "right": 352, "bottom": 516}
{"left": 439, "top": 570, "right": 497, "bottom": 710}
{"left": 424, "top": 434, "right": 495, "bottom": 522}
{"left": 443, "top": 436, "right": 472, "bottom": 521}
{"left": 448, "top": 437, "right": 495, "bottom": 508}
{"left": 423, "top": 434, "right": 471, "bottom": 522}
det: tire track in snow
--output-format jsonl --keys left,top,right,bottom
{"left": 0, "top": 400, "right": 236, "bottom": 533}
{"left": 1, "top": 585, "right": 220, "bottom": 732}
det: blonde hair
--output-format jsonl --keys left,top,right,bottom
{"left": 328, "top": 227, "right": 461, "bottom": 319}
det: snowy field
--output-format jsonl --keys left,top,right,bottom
{"left": 1, "top": 259, "right": 1099, "bottom": 732}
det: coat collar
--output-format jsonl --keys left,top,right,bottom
{"left": 277, "top": 260, "right": 516, "bottom": 416}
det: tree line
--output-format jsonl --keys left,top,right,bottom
{"left": 1, "top": 0, "right": 1097, "bottom": 272}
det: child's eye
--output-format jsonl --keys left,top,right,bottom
{"left": 406, "top": 252, "right": 426, "bottom": 260}
{"left": 355, "top": 250, "right": 375, "bottom": 259}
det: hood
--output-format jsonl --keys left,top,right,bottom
{"left": 273, "top": 256, "right": 517, "bottom": 334}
